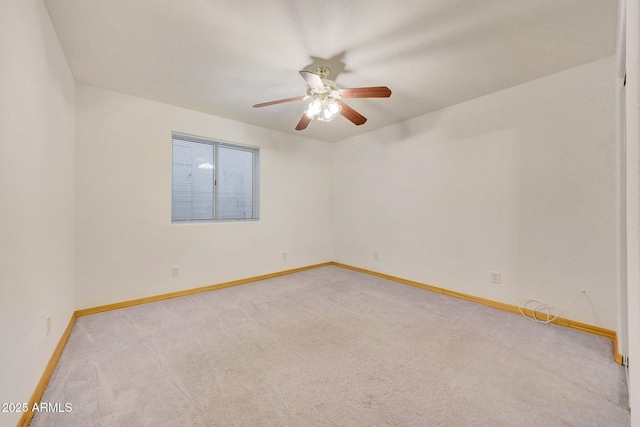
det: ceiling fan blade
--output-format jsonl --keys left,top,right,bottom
{"left": 338, "top": 100, "right": 367, "bottom": 126}
{"left": 299, "top": 71, "right": 325, "bottom": 90}
{"left": 295, "top": 114, "right": 311, "bottom": 131}
{"left": 253, "top": 96, "right": 304, "bottom": 108}
{"left": 338, "top": 86, "right": 392, "bottom": 98}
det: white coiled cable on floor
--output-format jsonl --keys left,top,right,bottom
{"left": 518, "top": 291, "right": 586, "bottom": 324}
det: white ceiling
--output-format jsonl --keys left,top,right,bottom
{"left": 44, "top": 0, "right": 618, "bottom": 142}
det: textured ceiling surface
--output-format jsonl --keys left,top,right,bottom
{"left": 44, "top": 0, "right": 618, "bottom": 142}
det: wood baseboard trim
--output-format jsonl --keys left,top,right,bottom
{"left": 21, "top": 259, "right": 622, "bottom": 424}
{"left": 19, "top": 260, "right": 625, "bottom": 426}
{"left": 331, "top": 262, "right": 622, "bottom": 363}
{"left": 613, "top": 334, "right": 623, "bottom": 365}
{"left": 75, "top": 262, "right": 333, "bottom": 317}
{"left": 18, "top": 263, "right": 331, "bottom": 426}
{"left": 17, "top": 312, "right": 77, "bottom": 427}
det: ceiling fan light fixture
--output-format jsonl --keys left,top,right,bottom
{"left": 307, "top": 97, "right": 342, "bottom": 122}
{"left": 253, "top": 66, "right": 390, "bottom": 130}
{"left": 327, "top": 99, "right": 341, "bottom": 115}
{"left": 318, "top": 108, "right": 335, "bottom": 122}
{"left": 305, "top": 99, "right": 323, "bottom": 118}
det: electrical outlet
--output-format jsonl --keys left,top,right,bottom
{"left": 46, "top": 315, "right": 51, "bottom": 336}
{"left": 374, "top": 253, "right": 379, "bottom": 261}
{"left": 282, "top": 252, "right": 287, "bottom": 260}
{"left": 490, "top": 271, "right": 500, "bottom": 284}
{"left": 172, "top": 266, "right": 179, "bottom": 276}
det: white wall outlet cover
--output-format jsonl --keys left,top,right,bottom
{"left": 490, "top": 271, "right": 501, "bottom": 284}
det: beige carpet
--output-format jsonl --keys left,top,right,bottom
{"left": 31, "top": 266, "right": 629, "bottom": 426}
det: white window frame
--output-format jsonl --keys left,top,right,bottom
{"left": 171, "top": 132, "right": 260, "bottom": 222}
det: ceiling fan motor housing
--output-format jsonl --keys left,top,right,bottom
{"left": 313, "top": 66, "right": 331, "bottom": 79}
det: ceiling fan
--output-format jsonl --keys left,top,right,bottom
{"left": 253, "top": 66, "right": 392, "bottom": 131}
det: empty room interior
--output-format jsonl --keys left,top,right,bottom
{"left": 2, "top": 0, "right": 640, "bottom": 426}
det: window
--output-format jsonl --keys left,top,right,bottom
{"left": 172, "top": 133, "right": 259, "bottom": 222}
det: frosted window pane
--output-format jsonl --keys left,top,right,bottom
{"left": 172, "top": 140, "right": 214, "bottom": 220}
{"left": 218, "top": 146, "right": 254, "bottom": 219}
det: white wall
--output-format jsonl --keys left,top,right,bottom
{"left": 0, "top": 3, "right": 624, "bottom": 424}
{"left": 75, "top": 84, "right": 333, "bottom": 309}
{"left": 624, "top": 0, "right": 640, "bottom": 423}
{"left": 332, "top": 56, "right": 619, "bottom": 330}
{"left": 0, "top": 1, "right": 76, "bottom": 426}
